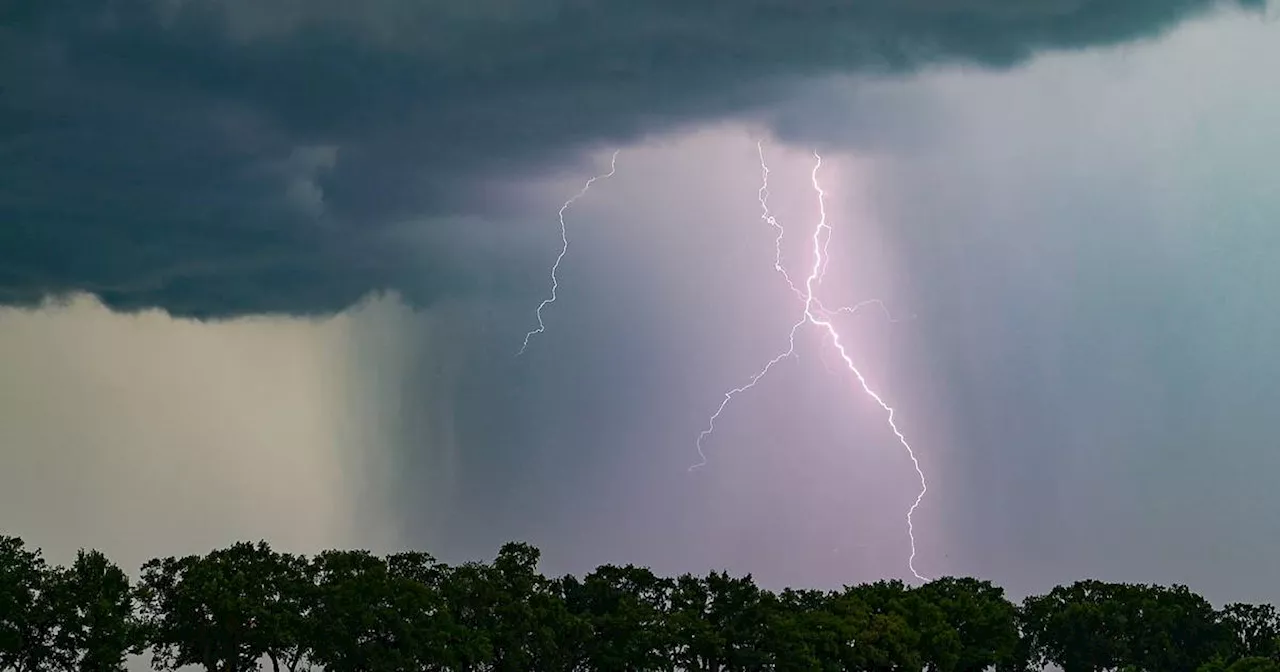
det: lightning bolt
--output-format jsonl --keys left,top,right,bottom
{"left": 518, "top": 149, "right": 620, "bottom": 355}
{"left": 692, "top": 144, "right": 930, "bottom": 582}
{"left": 757, "top": 140, "right": 805, "bottom": 300}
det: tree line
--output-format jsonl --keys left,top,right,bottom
{"left": 2, "top": 534, "right": 1278, "bottom": 672}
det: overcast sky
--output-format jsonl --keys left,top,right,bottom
{"left": 2, "top": 0, "right": 1278, "bottom": 605}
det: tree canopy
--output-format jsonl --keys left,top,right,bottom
{"left": 1, "top": 534, "right": 1275, "bottom": 672}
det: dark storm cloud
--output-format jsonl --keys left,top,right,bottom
{"left": 1, "top": 0, "right": 1262, "bottom": 317}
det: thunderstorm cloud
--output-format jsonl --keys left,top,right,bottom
{"left": 1, "top": 0, "right": 1264, "bottom": 317}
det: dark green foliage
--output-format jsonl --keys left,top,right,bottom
{"left": 1020, "top": 581, "right": 1252, "bottom": 672}
{"left": 1221, "top": 603, "right": 1280, "bottom": 661}
{"left": 561, "top": 565, "right": 673, "bottom": 671}
{"left": 0, "top": 537, "right": 57, "bottom": 672}
{"left": 47, "top": 549, "right": 137, "bottom": 672}
{"left": 136, "top": 541, "right": 302, "bottom": 672}
{"left": 1021, "top": 580, "right": 1134, "bottom": 672}
{"left": 917, "top": 577, "right": 1020, "bottom": 672}
{"left": 3, "top": 533, "right": 1279, "bottom": 672}
{"left": 1201, "top": 657, "right": 1280, "bottom": 672}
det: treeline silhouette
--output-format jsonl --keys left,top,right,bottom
{"left": 2, "top": 535, "right": 1278, "bottom": 672}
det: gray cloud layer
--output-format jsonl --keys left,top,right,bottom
{"left": 1, "top": 0, "right": 1263, "bottom": 317}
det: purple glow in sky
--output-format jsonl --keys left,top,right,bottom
{"left": 691, "top": 145, "right": 931, "bottom": 581}
{"left": 1, "top": 0, "right": 1279, "bottom": 612}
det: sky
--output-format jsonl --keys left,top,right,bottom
{"left": 2, "top": 0, "right": 1279, "bottom": 606}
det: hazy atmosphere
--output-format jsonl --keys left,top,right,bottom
{"left": 3, "top": 0, "right": 1278, "bottom": 612}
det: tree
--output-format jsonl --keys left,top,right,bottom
{"left": 1227, "top": 658, "right": 1280, "bottom": 672}
{"left": 485, "top": 542, "right": 583, "bottom": 672}
{"left": 386, "top": 550, "right": 490, "bottom": 671}
{"left": 253, "top": 551, "right": 315, "bottom": 672}
{"left": 917, "top": 577, "right": 1019, "bottom": 672}
{"left": 1116, "top": 583, "right": 1228, "bottom": 672}
{"left": 1201, "top": 657, "right": 1280, "bottom": 672}
{"left": 47, "top": 549, "right": 137, "bottom": 672}
{"left": 562, "top": 564, "right": 674, "bottom": 672}
{"left": 1020, "top": 580, "right": 1132, "bottom": 672}
{"left": 6, "top": 532, "right": 1280, "bottom": 672}
{"left": 436, "top": 560, "right": 499, "bottom": 670}
{"left": 836, "top": 582, "right": 925, "bottom": 672}
{"left": 759, "top": 588, "right": 861, "bottom": 672}
{"left": 136, "top": 541, "right": 299, "bottom": 672}
{"left": 667, "top": 571, "right": 774, "bottom": 672}
{"left": 0, "top": 536, "right": 57, "bottom": 672}
{"left": 1221, "top": 603, "right": 1280, "bottom": 662}
{"left": 667, "top": 573, "right": 718, "bottom": 672}
{"left": 310, "top": 549, "right": 429, "bottom": 672}
{"left": 855, "top": 580, "right": 961, "bottom": 672}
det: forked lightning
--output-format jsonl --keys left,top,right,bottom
{"left": 692, "top": 144, "right": 931, "bottom": 582}
{"left": 519, "top": 142, "right": 932, "bottom": 581}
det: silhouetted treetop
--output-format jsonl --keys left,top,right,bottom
{"left": 1, "top": 534, "right": 1275, "bottom": 672}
